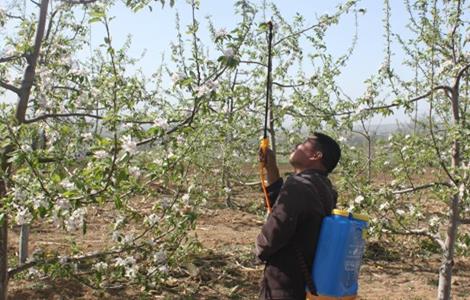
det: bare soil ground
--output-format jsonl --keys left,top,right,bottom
{"left": 7, "top": 189, "right": 470, "bottom": 299}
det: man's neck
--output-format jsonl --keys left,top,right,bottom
{"left": 294, "top": 166, "right": 327, "bottom": 175}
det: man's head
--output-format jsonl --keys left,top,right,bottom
{"left": 289, "top": 132, "right": 341, "bottom": 174}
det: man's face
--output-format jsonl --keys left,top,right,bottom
{"left": 289, "top": 138, "right": 321, "bottom": 168}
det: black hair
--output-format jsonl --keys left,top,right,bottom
{"left": 310, "top": 132, "right": 341, "bottom": 173}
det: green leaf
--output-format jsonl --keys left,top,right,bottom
{"left": 258, "top": 22, "right": 269, "bottom": 32}
{"left": 114, "top": 196, "right": 122, "bottom": 209}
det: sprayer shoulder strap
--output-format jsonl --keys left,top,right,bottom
{"left": 294, "top": 244, "right": 317, "bottom": 296}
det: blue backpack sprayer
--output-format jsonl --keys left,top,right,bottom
{"left": 258, "top": 22, "right": 369, "bottom": 300}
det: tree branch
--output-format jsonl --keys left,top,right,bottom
{"left": 460, "top": 219, "right": 470, "bottom": 225}
{"left": 16, "top": 0, "right": 49, "bottom": 123}
{"left": 190, "top": 0, "right": 201, "bottom": 85}
{"left": 272, "top": 81, "right": 306, "bottom": 88}
{"left": 392, "top": 182, "right": 452, "bottom": 195}
{"left": 24, "top": 113, "right": 103, "bottom": 124}
{"left": 454, "top": 63, "right": 470, "bottom": 90}
{"left": 239, "top": 60, "right": 267, "bottom": 67}
{"left": 5, "top": 13, "right": 25, "bottom": 20}
{"left": 0, "top": 80, "right": 21, "bottom": 95}
{"left": 386, "top": 228, "right": 445, "bottom": 251}
{"left": 7, "top": 226, "right": 173, "bottom": 278}
{"left": 0, "top": 55, "right": 25, "bottom": 64}
{"left": 334, "top": 84, "right": 453, "bottom": 116}
{"left": 60, "top": 0, "right": 100, "bottom": 4}
{"left": 274, "top": 23, "right": 321, "bottom": 47}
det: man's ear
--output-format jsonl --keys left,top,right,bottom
{"left": 309, "top": 151, "right": 323, "bottom": 161}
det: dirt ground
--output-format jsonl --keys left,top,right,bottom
{"left": 7, "top": 198, "right": 470, "bottom": 299}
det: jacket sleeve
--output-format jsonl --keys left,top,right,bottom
{"left": 256, "top": 178, "right": 302, "bottom": 261}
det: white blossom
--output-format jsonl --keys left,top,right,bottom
{"left": 124, "top": 256, "right": 136, "bottom": 265}
{"left": 58, "top": 255, "right": 69, "bottom": 265}
{"left": 161, "top": 197, "right": 170, "bottom": 208}
{"left": 354, "top": 195, "right": 365, "bottom": 204}
{"left": 429, "top": 216, "right": 440, "bottom": 227}
{"left": 114, "top": 215, "right": 125, "bottom": 230}
{"left": 181, "top": 193, "right": 190, "bottom": 203}
{"left": 114, "top": 257, "right": 127, "bottom": 267}
{"left": 114, "top": 256, "right": 136, "bottom": 268}
{"left": 145, "top": 213, "right": 160, "bottom": 226}
{"left": 122, "top": 122, "right": 133, "bottom": 130}
{"left": 338, "top": 136, "right": 346, "bottom": 142}
{"left": 121, "top": 135, "right": 138, "bottom": 155}
{"left": 60, "top": 179, "right": 75, "bottom": 190}
{"left": 125, "top": 265, "right": 139, "bottom": 279}
{"left": 94, "top": 150, "right": 109, "bottom": 159}
{"left": 281, "top": 101, "right": 292, "bottom": 110}
{"left": 408, "top": 205, "right": 416, "bottom": 215}
{"left": 122, "top": 233, "right": 135, "bottom": 245}
{"left": 167, "top": 152, "right": 176, "bottom": 160}
{"left": 147, "top": 266, "right": 158, "bottom": 275}
{"left": 206, "top": 80, "right": 219, "bottom": 92}
{"left": 158, "top": 265, "right": 169, "bottom": 274}
{"left": 171, "top": 72, "right": 185, "bottom": 84}
{"left": 129, "top": 166, "right": 141, "bottom": 178}
{"left": 64, "top": 208, "right": 87, "bottom": 232}
{"left": 74, "top": 150, "right": 87, "bottom": 161}
{"left": 396, "top": 209, "right": 405, "bottom": 216}
{"left": 112, "top": 231, "right": 122, "bottom": 242}
{"left": 441, "top": 59, "right": 454, "bottom": 70}
{"left": 223, "top": 48, "right": 234, "bottom": 58}
{"left": 379, "top": 202, "right": 389, "bottom": 211}
{"left": 21, "top": 145, "right": 32, "bottom": 152}
{"left": 55, "top": 198, "right": 71, "bottom": 210}
{"left": 196, "top": 84, "right": 211, "bottom": 97}
{"left": 15, "top": 208, "right": 33, "bottom": 225}
{"left": 32, "top": 196, "right": 47, "bottom": 209}
{"left": 81, "top": 132, "right": 93, "bottom": 141}
{"left": 176, "top": 135, "right": 185, "bottom": 144}
{"left": 93, "top": 262, "right": 108, "bottom": 272}
{"left": 214, "top": 28, "right": 228, "bottom": 38}
{"left": 13, "top": 188, "right": 27, "bottom": 201}
{"left": 153, "top": 250, "right": 167, "bottom": 265}
{"left": 224, "top": 187, "right": 232, "bottom": 194}
{"left": 28, "top": 268, "right": 41, "bottom": 278}
{"left": 154, "top": 118, "right": 169, "bottom": 130}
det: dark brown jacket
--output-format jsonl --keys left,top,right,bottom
{"left": 256, "top": 169, "right": 337, "bottom": 300}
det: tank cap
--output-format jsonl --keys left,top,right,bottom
{"left": 332, "top": 209, "right": 349, "bottom": 217}
{"left": 352, "top": 212, "right": 369, "bottom": 222}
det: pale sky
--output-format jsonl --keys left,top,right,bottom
{"left": 1, "top": 0, "right": 412, "bottom": 124}
{"left": 92, "top": 0, "right": 410, "bottom": 97}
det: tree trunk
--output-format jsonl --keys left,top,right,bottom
{"left": 437, "top": 83, "right": 462, "bottom": 300}
{"left": 19, "top": 225, "right": 29, "bottom": 264}
{"left": 0, "top": 1, "right": 50, "bottom": 298}
{"left": 0, "top": 216, "right": 7, "bottom": 300}
{"left": 437, "top": 192, "right": 460, "bottom": 300}
{"left": 0, "top": 152, "right": 9, "bottom": 300}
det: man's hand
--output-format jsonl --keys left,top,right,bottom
{"left": 259, "top": 147, "right": 280, "bottom": 185}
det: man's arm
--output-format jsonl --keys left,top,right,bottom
{"left": 256, "top": 179, "right": 302, "bottom": 261}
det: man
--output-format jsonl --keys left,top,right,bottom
{"left": 256, "top": 132, "right": 341, "bottom": 300}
